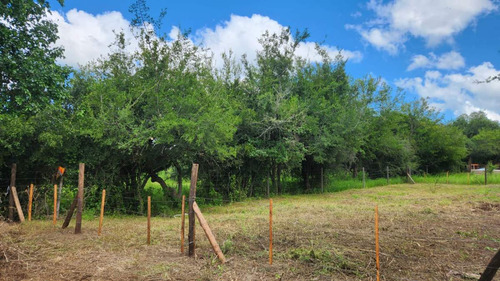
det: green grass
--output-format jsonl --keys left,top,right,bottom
{"left": 326, "top": 176, "right": 405, "bottom": 192}
{"left": 413, "top": 172, "right": 500, "bottom": 185}
{"left": 324, "top": 172, "right": 500, "bottom": 194}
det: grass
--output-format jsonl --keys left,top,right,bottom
{"left": 2, "top": 182, "right": 499, "bottom": 280}
{"left": 324, "top": 172, "right": 500, "bottom": 194}
{"left": 413, "top": 171, "right": 500, "bottom": 185}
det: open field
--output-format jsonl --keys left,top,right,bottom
{"left": 1, "top": 183, "right": 500, "bottom": 280}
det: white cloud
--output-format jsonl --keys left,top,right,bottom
{"left": 352, "top": 26, "right": 405, "bottom": 54}
{"left": 47, "top": 9, "right": 139, "bottom": 67}
{"left": 49, "top": 11, "right": 362, "bottom": 68}
{"left": 396, "top": 62, "right": 500, "bottom": 121}
{"left": 349, "top": 0, "right": 497, "bottom": 54}
{"left": 191, "top": 14, "right": 362, "bottom": 68}
{"left": 407, "top": 51, "right": 465, "bottom": 71}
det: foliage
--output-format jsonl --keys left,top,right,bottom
{"left": 2, "top": 1, "right": 500, "bottom": 217}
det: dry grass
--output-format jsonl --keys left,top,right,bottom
{"left": 1, "top": 183, "right": 500, "bottom": 280}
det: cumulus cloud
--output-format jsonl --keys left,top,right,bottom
{"left": 47, "top": 9, "right": 140, "bottom": 67}
{"left": 191, "top": 14, "right": 363, "bottom": 68}
{"left": 407, "top": 51, "right": 465, "bottom": 71}
{"left": 396, "top": 62, "right": 500, "bottom": 121}
{"left": 48, "top": 10, "right": 362, "bottom": 69}
{"left": 348, "top": 0, "right": 497, "bottom": 54}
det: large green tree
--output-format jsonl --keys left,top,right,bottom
{"left": 0, "top": 0, "right": 70, "bottom": 220}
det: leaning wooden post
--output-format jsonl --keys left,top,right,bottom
{"left": 147, "top": 196, "right": 151, "bottom": 245}
{"left": 28, "top": 183, "right": 34, "bottom": 221}
{"left": 181, "top": 195, "right": 186, "bottom": 253}
{"left": 62, "top": 195, "right": 78, "bottom": 229}
{"left": 75, "top": 163, "right": 85, "bottom": 234}
{"left": 479, "top": 248, "right": 500, "bottom": 281}
{"left": 11, "top": 186, "right": 25, "bottom": 222}
{"left": 188, "top": 163, "right": 199, "bottom": 257}
{"left": 269, "top": 198, "right": 273, "bottom": 265}
{"left": 53, "top": 184, "right": 57, "bottom": 225}
{"left": 375, "top": 205, "right": 380, "bottom": 281}
{"left": 98, "top": 189, "right": 106, "bottom": 236}
{"left": 192, "top": 202, "right": 226, "bottom": 263}
{"left": 8, "top": 163, "right": 16, "bottom": 221}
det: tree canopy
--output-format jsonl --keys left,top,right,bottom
{"left": 1, "top": 1, "right": 499, "bottom": 216}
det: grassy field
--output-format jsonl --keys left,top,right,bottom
{"left": 1, "top": 183, "right": 500, "bottom": 280}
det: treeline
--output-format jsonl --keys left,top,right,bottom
{"left": 1, "top": 1, "right": 499, "bottom": 215}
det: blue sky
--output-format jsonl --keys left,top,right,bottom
{"left": 48, "top": 0, "right": 500, "bottom": 121}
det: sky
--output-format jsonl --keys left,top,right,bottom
{"left": 47, "top": 0, "right": 500, "bottom": 121}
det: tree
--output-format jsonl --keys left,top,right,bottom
{"left": 0, "top": 0, "right": 70, "bottom": 220}
{"left": 470, "top": 129, "right": 500, "bottom": 164}
{"left": 65, "top": 3, "right": 240, "bottom": 211}
{"left": 453, "top": 111, "right": 499, "bottom": 138}
{"left": 0, "top": 0, "right": 69, "bottom": 114}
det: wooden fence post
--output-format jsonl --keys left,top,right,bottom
{"left": 479, "top": 248, "right": 500, "bottom": 281}
{"left": 181, "top": 195, "right": 186, "bottom": 253}
{"left": 56, "top": 175, "right": 63, "bottom": 219}
{"left": 75, "top": 163, "right": 85, "bottom": 234}
{"left": 446, "top": 171, "right": 449, "bottom": 184}
{"left": 147, "top": 196, "right": 151, "bottom": 245}
{"left": 11, "top": 186, "right": 25, "bottom": 222}
{"left": 192, "top": 202, "right": 226, "bottom": 263}
{"left": 485, "top": 168, "right": 488, "bottom": 185}
{"left": 269, "top": 198, "right": 273, "bottom": 265}
{"left": 188, "top": 163, "right": 199, "bottom": 257}
{"left": 53, "top": 184, "right": 57, "bottom": 225}
{"left": 28, "top": 184, "right": 34, "bottom": 221}
{"left": 375, "top": 205, "right": 380, "bottom": 281}
{"left": 98, "top": 189, "right": 106, "bottom": 236}
{"left": 8, "top": 163, "right": 16, "bottom": 221}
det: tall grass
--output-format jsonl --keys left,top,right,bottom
{"left": 326, "top": 176, "right": 405, "bottom": 192}
{"left": 413, "top": 172, "right": 500, "bottom": 185}
{"left": 325, "top": 172, "right": 500, "bottom": 193}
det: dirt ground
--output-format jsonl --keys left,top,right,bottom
{"left": 1, "top": 183, "right": 500, "bottom": 280}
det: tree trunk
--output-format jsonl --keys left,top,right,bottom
{"left": 8, "top": 163, "right": 16, "bottom": 222}
{"left": 277, "top": 164, "right": 282, "bottom": 195}
{"left": 352, "top": 164, "right": 358, "bottom": 179}
{"left": 267, "top": 170, "right": 270, "bottom": 198}
{"left": 271, "top": 163, "right": 277, "bottom": 194}
{"left": 150, "top": 172, "right": 177, "bottom": 198}
{"left": 134, "top": 175, "right": 144, "bottom": 215}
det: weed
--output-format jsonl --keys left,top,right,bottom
{"left": 221, "top": 239, "right": 233, "bottom": 254}
{"left": 288, "top": 248, "right": 362, "bottom": 276}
